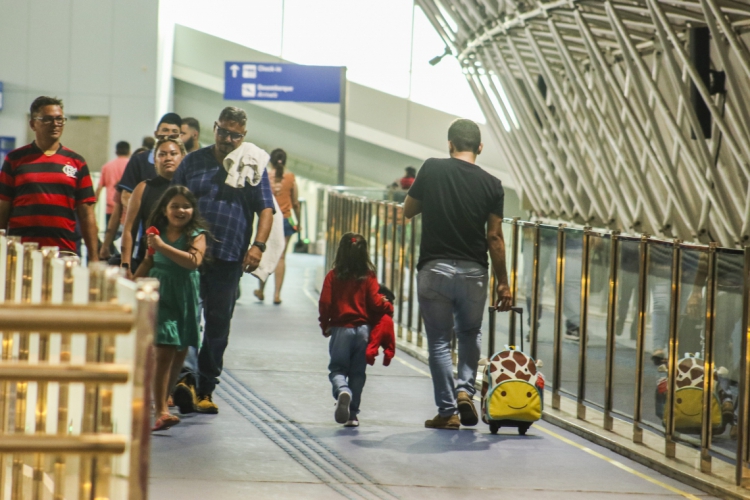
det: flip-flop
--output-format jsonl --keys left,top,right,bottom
{"left": 253, "top": 290, "right": 264, "bottom": 302}
{"left": 152, "top": 413, "right": 180, "bottom": 431}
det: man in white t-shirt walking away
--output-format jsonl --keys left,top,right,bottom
{"left": 404, "top": 118, "right": 512, "bottom": 430}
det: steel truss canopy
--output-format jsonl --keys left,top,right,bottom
{"left": 416, "top": 0, "right": 750, "bottom": 246}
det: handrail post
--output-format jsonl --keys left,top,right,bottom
{"left": 406, "top": 217, "right": 416, "bottom": 344}
{"left": 374, "top": 202, "right": 381, "bottom": 278}
{"left": 397, "top": 205, "right": 407, "bottom": 340}
{"left": 390, "top": 204, "right": 398, "bottom": 292}
{"left": 633, "top": 234, "right": 651, "bottom": 444}
{"left": 129, "top": 280, "right": 158, "bottom": 500}
{"left": 665, "top": 239, "right": 683, "bottom": 458}
{"left": 736, "top": 244, "right": 750, "bottom": 487}
{"left": 509, "top": 217, "right": 520, "bottom": 346}
{"left": 529, "top": 222, "right": 542, "bottom": 359}
{"left": 604, "top": 231, "right": 620, "bottom": 431}
{"left": 552, "top": 224, "right": 566, "bottom": 410}
{"left": 577, "top": 227, "right": 592, "bottom": 420}
{"left": 700, "top": 243, "right": 718, "bottom": 473}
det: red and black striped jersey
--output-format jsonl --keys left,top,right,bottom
{"left": 0, "top": 142, "right": 96, "bottom": 252}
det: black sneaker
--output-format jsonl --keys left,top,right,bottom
{"left": 564, "top": 326, "right": 580, "bottom": 341}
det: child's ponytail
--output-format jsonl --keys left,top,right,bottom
{"left": 333, "top": 232, "right": 375, "bottom": 281}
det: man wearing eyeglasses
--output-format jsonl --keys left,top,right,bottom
{"left": 171, "top": 106, "right": 274, "bottom": 414}
{"left": 100, "top": 113, "right": 182, "bottom": 262}
{"left": 0, "top": 96, "right": 98, "bottom": 259}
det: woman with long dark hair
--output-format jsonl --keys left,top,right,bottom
{"left": 254, "top": 148, "right": 301, "bottom": 304}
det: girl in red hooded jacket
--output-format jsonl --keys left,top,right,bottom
{"left": 319, "top": 232, "right": 392, "bottom": 427}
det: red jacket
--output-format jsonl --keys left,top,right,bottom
{"left": 318, "top": 270, "right": 396, "bottom": 365}
{"left": 367, "top": 309, "right": 395, "bottom": 366}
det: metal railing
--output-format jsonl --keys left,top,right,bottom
{"left": 325, "top": 190, "right": 750, "bottom": 488}
{"left": 0, "top": 233, "right": 158, "bottom": 500}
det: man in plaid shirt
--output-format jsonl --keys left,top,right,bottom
{"left": 171, "top": 106, "right": 274, "bottom": 414}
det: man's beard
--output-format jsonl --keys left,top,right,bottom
{"left": 184, "top": 137, "right": 195, "bottom": 151}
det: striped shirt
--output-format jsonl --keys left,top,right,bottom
{"left": 172, "top": 146, "right": 275, "bottom": 262}
{"left": 0, "top": 142, "right": 96, "bottom": 252}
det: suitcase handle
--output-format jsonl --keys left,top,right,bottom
{"left": 488, "top": 306, "right": 524, "bottom": 351}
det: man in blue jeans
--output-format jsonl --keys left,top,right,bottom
{"left": 404, "top": 119, "right": 512, "bottom": 430}
{"left": 171, "top": 106, "right": 274, "bottom": 414}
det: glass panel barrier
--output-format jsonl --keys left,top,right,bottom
{"left": 642, "top": 240, "right": 674, "bottom": 433}
{"left": 535, "top": 225, "right": 559, "bottom": 395}
{"left": 710, "top": 249, "right": 744, "bottom": 458}
{"left": 584, "top": 233, "right": 611, "bottom": 409}
{"left": 559, "top": 228, "right": 583, "bottom": 399}
{"left": 668, "top": 247, "right": 707, "bottom": 450}
{"left": 515, "top": 224, "right": 535, "bottom": 352}
{"left": 611, "top": 237, "right": 641, "bottom": 419}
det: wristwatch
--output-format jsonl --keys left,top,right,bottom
{"left": 252, "top": 241, "right": 267, "bottom": 253}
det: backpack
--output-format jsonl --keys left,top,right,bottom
{"left": 481, "top": 345, "right": 545, "bottom": 435}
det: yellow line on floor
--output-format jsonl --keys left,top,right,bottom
{"left": 392, "top": 355, "right": 432, "bottom": 378}
{"left": 302, "top": 268, "right": 320, "bottom": 307}
{"left": 535, "top": 425, "right": 701, "bottom": 500}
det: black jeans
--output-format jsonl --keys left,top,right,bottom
{"left": 197, "top": 259, "right": 244, "bottom": 396}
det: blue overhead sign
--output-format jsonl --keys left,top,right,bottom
{"left": 224, "top": 62, "right": 342, "bottom": 103}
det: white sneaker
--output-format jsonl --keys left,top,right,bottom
{"left": 344, "top": 417, "right": 359, "bottom": 427}
{"left": 334, "top": 392, "right": 351, "bottom": 424}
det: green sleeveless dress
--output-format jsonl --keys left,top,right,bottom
{"left": 149, "top": 230, "right": 202, "bottom": 348}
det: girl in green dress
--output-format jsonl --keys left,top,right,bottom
{"left": 134, "top": 185, "right": 210, "bottom": 431}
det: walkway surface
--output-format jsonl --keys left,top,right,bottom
{"left": 149, "top": 254, "right": 716, "bottom": 500}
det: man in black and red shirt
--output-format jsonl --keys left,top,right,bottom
{"left": 0, "top": 96, "right": 98, "bottom": 258}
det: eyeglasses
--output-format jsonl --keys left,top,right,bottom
{"left": 155, "top": 133, "right": 181, "bottom": 140}
{"left": 34, "top": 116, "right": 68, "bottom": 125}
{"left": 214, "top": 122, "right": 245, "bottom": 141}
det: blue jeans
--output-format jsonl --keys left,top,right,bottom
{"left": 328, "top": 325, "right": 369, "bottom": 415}
{"left": 197, "top": 259, "right": 244, "bottom": 396}
{"left": 418, "top": 259, "right": 488, "bottom": 417}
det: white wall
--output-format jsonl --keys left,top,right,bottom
{"left": 0, "top": 0, "right": 160, "bottom": 170}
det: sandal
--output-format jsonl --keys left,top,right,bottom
{"left": 253, "top": 289, "right": 264, "bottom": 302}
{"left": 152, "top": 413, "right": 180, "bottom": 431}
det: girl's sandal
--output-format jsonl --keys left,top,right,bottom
{"left": 152, "top": 413, "right": 180, "bottom": 432}
{"left": 253, "top": 289, "right": 264, "bottom": 302}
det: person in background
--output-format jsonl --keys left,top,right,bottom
{"left": 254, "top": 148, "right": 300, "bottom": 305}
{"left": 0, "top": 96, "right": 98, "bottom": 259}
{"left": 404, "top": 118, "right": 511, "bottom": 430}
{"left": 121, "top": 138, "right": 186, "bottom": 277}
{"left": 399, "top": 166, "right": 417, "bottom": 190}
{"left": 170, "top": 106, "right": 274, "bottom": 414}
{"left": 142, "top": 136, "right": 156, "bottom": 151}
{"left": 99, "top": 113, "right": 182, "bottom": 261}
{"left": 134, "top": 185, "right": 208, "bottom": 431}
{"left": 180, "top": 117, "right": 201, "bottom": 153}
{"left": 388, "top": 166, "right": 417, "bottom": 202}
{"left": 97, "top": 141, "right": 130, "bottom": 228}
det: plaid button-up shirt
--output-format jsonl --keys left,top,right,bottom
{"left": 172, "top": 146, "right": 275, "bottom": 262}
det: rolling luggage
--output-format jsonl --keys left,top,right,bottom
{"left": 481, "top": 307, "right": 545, "bottom": 435}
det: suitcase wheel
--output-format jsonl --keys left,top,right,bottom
{"left": 518, "top": 424, "right": 530, "bottom": 436}
{"left": 490, "top": 422, "right": 500, "bottom": 435}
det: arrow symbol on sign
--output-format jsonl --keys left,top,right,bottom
{"left": 229, "top": 64, "right": 240, "bottom": 78}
